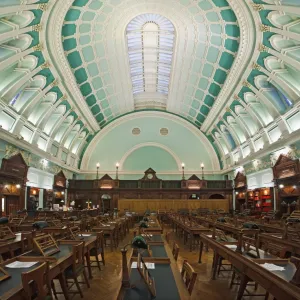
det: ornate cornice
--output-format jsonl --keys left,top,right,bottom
{"left": 41, "top": 0, "right": 100, "bottom": 132}
{"left": 201, "top": 0, "right": 257, "bottom": 132}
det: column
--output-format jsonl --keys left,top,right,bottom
{"left": 39, "top": 189, "right": 44, "bottom": 209}
{"left": 24, "top": 186, "right": 28, "bottom": 209}
{"left": 233, "top": 188, "right": 236, "bottom": 211}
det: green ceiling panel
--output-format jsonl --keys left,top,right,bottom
{"left": 91, "top": 105, "right": 100, "bottom": 115}
{"left": 219, "top": 52, "right": 234, "bottom": 69}
{"left": 67, "top": 51, "right": 82, "bottom": 68}
{"left": 204, "top": 95, "right": 214, "bottom": 107}
{"left": 86, "top": 95, "right": 97, "bottom": 106}
{"left": 63, "top": 38, "right": 77, "bottom": 51}
{"left": 200, "top": 106, "right": 210, "bottom": 115}
{"left": 209, "top": 83, "right": 221, "bottom": 97}
{"left": 65, "top": 9, "right": 81, "bottom": 22}
{"left": 225, "top": 25, "right": 240, "bottom": 37}
{"left": 196, "top": 114, "right": 205, "bottom": 123}
{"left": 195, "top": 89, "right": 204, "bottom": 101}
{"left": 214, "top": 69, "right": 227, "bottom": 84}
{"left": 73, "top": 0, "right": 89, "bottom": 6}
{"left": 80, "top": 82, "right": 92, "bottom": 96}
{"left": 221, "top": 9, "right": 237, "bottom": 22}
{"left": 95, "top": 113, "right": 104, "bottom": 122}
{"left": 62, "top": 24, "right": 76, "bottom": 36}
{"left": 225, "top": 39, "right": 239, "bottom": 52}
{"left": 211, "top": 0, "right": 228, "bottom": 7}
{"left": 74, "top": 68, "right": 88, "bottom": 84}
{"left": 198, "top": 1, "right": 213, "bottom": 10}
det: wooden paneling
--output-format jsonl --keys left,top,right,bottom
{"left": 118, "top": 199, "right": 229, "bottom": 213}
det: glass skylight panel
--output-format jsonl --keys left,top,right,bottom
{"left": 126, "top": 13, "right": 175, "bottom": 99}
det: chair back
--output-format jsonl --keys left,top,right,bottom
{"left": 263, "top": 242, "right": 287, "bottom": 258}
{"left": 21, "top": 262, "right": 51, "bottom": 300}
{"left": 72, "top": 242, "right": 85, "bottom": 274}
{"left": 243, "top": 232, "right": 260, "bottom": 258}
{"left": 181, "top": 260, "right": 197, "bottom": 295}
{"left": 172, "top": 242, "right": 179, "bottom": 261}
{"left": 21, "top": 231, "right": 35, "bottom": 253}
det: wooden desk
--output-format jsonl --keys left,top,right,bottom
{"left": 93, "top": 225, "right": 116, "bottom": 251}
{"left": 0, "top": 235, "right": 97, "bottom": 300}
{"left": 118, "top": 233, "right": 189, "bottom": 300}
{"left": 0, "top": 235, "right": 23, "bottom": 259}
{"left": 199, "top": 234, "right": 300, "bottom": 300}
{"left": 168, "top": 215, "right": 211, "bottom": 251}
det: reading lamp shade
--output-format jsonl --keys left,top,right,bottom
{"left": 139, "top": 221, "right": 149, "bottom": 228}
{"left": 132, "top": 236, "right": 148, "bottom": 249}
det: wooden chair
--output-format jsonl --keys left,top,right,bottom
{"left": 181, "top": 260, "right": 197, "bottom": 295}
{"left": 230, "top": 242, "right": 288, "bottom": 298}
{"left": 21, "top": 262, "right": 53, "bottom": 300}
{"left": 165, "top": 231, "right": 171, "bottom": 243}
{"left": 172, "top": 242, "right": 179, "bottom": 261}
{"left": 263, "top": 242, "right": 288, "bottom": 258}
{"left": 21, "top": 231, "right": 35, "bottom": 253}
{"left": 53, "top": 242, "right": 90, "bottom": 298}
{"left": 89, "top": 231, "right": 105, "bottom": 270}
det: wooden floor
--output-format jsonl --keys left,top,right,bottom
{"left": 56, "top": 226, "right": 266, "bottom": 299}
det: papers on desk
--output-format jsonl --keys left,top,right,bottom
{"left": 261, "top": 263, "right": 285, "bottom": 271}
{"left": 142, "top": 234, "right": 153, "bottom": 237}
{"left": 206, "top": 235, "right": 212, "bottom": 238}
{"left": 6, "top": 261, "right": 38, "bottom": 269}
{"left": 131, "top": 262, "right": 155, "bottom": 269}
{"left": 81, "top": 234, "right": 91, "bottom": 237}
{"left": 15, "top": 233, "right": 21, "bottom": 236}
{"left": 225, "top": 244, "right": 237, "bottom": 250}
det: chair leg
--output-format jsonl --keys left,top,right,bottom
{"left": 51, "top": 281, "right": 58, "bottom": 300}
{"left": 217, "top": 257, "right": 222, "bottom": 275}
{"left": 96, "top": 254, "right": 101, "bottom": 270}
{"left": 264, "top": 292, "right": 269, "bottom": 300}
{"left": 101, "top": 252, "right": 105, "bottom": 265}
{"left": 74, "top": 277, "right": 83, "bottom": 298}
{"left": 229, "top": 271, "right": 235, "bottom": 289}
{"left": 83, "top": 269, "right": 90, "bottom": 288}
{"left": 254, "top": 282, "right": 258, "bottom": 290}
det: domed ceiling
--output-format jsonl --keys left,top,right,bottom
{"left": 0, "top": 0, "right": 300, "bottom": 173}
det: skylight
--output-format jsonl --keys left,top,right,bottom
{"left": 126, "top": 14, "right": 175, "bottom": 107}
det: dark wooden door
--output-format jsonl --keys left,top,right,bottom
{"left": 5, "top": 195, "right": 20, "bottom": 215}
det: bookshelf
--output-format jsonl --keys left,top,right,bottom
{"left": 250, "top": 188, "right": 273, "bottom": 213}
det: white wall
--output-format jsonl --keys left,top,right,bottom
{"left": 27, "top": 167, "right": 54, "bottom": 189}
{"left": 247, "top": 168, "right": 274, "bottom": 190}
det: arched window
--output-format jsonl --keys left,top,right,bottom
{"left": 126, "top": 14, "right": 175, "bottom": 107}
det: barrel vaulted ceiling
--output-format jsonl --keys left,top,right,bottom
{"left": 0, "top": 0, "right": 300, "bottom": 172}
